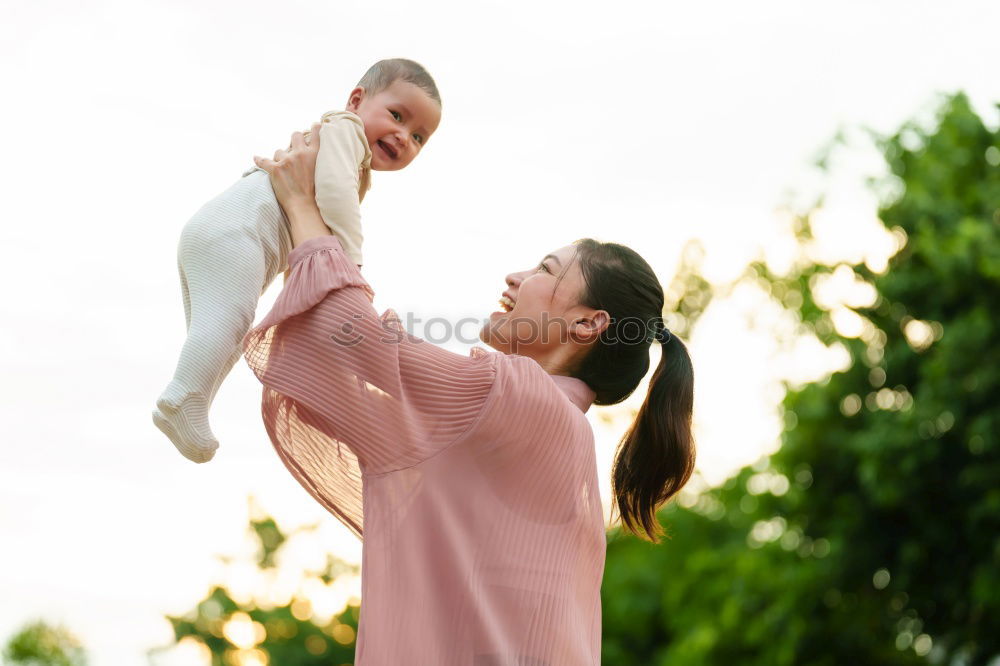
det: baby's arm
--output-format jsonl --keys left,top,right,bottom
{"left": 312, "top": 111, "right": 370, "bottom": 268}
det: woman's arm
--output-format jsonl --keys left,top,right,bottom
{"left": 253, "top": 124, "right": 332, "bottom": 250}
{"left": 245, "top": 127, "right": 503, "bottom": 536}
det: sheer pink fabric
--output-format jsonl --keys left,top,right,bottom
{"left": 242, "top": 235, "right": 605, "bottom": 665}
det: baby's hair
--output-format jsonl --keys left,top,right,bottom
{"left": 357, "top": 58, "right": 441, "bottom": 107}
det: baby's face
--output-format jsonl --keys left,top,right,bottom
{"left": 347, "top": 79, "right": 441, "bottom": 171}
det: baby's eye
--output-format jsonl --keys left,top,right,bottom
{"left": 390, "top": 110, "right": 402, "bottom": 121}
{"left": 413, "top": 133, "right": 424, "bottom": 145}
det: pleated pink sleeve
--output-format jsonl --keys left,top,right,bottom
{"left": 241, "top": 234, "right": 499, "bottom": 539}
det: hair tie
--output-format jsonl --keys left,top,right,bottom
{"left": 653, "top": 320, "right": 672, "bottom": 345}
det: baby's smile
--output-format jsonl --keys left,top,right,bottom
{"left": 376, "top": 139, "right": 398, "bottom": 161}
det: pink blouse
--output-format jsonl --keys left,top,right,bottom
{"left": 242, "top": 234, "right": 605, "bottom": 665}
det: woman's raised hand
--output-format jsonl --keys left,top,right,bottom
{"left": 253, "top": 123, "right": 322, "bottom": 213}
{"left": 254, "top": 123, "right": 333, "bottom": 249}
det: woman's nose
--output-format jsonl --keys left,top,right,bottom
{"left": 505, "top": 272, "right": 521, "bottom": 288}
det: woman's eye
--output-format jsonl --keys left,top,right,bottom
{"left": 537, "top": 263, "right": 549, "bottom": 273}
{"left": 390, "top": 110, "right": 402, "bottom": 121}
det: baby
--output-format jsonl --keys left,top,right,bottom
{"left": 153, "top": 58, "right": 442, "bottom": 464}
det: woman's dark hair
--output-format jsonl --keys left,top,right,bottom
{"left": 563, "top": 239, "right": 695, "bottom": 543}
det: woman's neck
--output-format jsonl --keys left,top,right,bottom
{"left": 517, "top": 344, "right": 583, "bottom": 377}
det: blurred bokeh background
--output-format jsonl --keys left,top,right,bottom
{"left": 1, "top": 1, "right": 998, "bottom": 664}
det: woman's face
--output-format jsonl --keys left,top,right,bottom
{"left": 480, "top": 244, "right": 607, "bottom": 358}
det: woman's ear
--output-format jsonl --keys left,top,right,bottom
{"left": 346, "top": 86, "right": 366, "bottom": 113}
{"left": 570, "top": 310, "right": 610, "bottom": 344}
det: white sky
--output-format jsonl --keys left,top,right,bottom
{"left": 1, "top": 0, "right": 998, "bottom": 663}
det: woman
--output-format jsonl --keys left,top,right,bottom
{"left": 245, "top": 127, "right": 695, "bottom": 665}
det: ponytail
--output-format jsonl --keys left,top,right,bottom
{"left": 610, "top": 334, "right": 695, "bottom": 542}
{"left": 569, "top": 238, "right": 696, "bottom": 543}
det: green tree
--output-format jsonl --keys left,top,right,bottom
{"left": 602, "top": 93, "right": 1000, "bottom": 665}
{"left": 2, "top": 621, "right": 88, "bottom": 666}
{"left": 151, "top": 498, "right": 361, "bottom": 665}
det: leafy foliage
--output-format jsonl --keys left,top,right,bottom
{"left": 152, "top": 502, "right": 361, "bottom": 665}
{"left": 601, "top": 93, "right": 1000, "bottom": 665}
{"left": 2, "top": 621, "right": 87, "bottom": 666}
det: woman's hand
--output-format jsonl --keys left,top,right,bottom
{"left": 254, "top": 123, "right": 332, "bottom": 249}
{"left": 254, "top": 123, "right": 321, "bottom": 213}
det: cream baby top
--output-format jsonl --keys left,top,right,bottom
{"left": 311, "top": 110, "right": 373, "bottom": 266}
